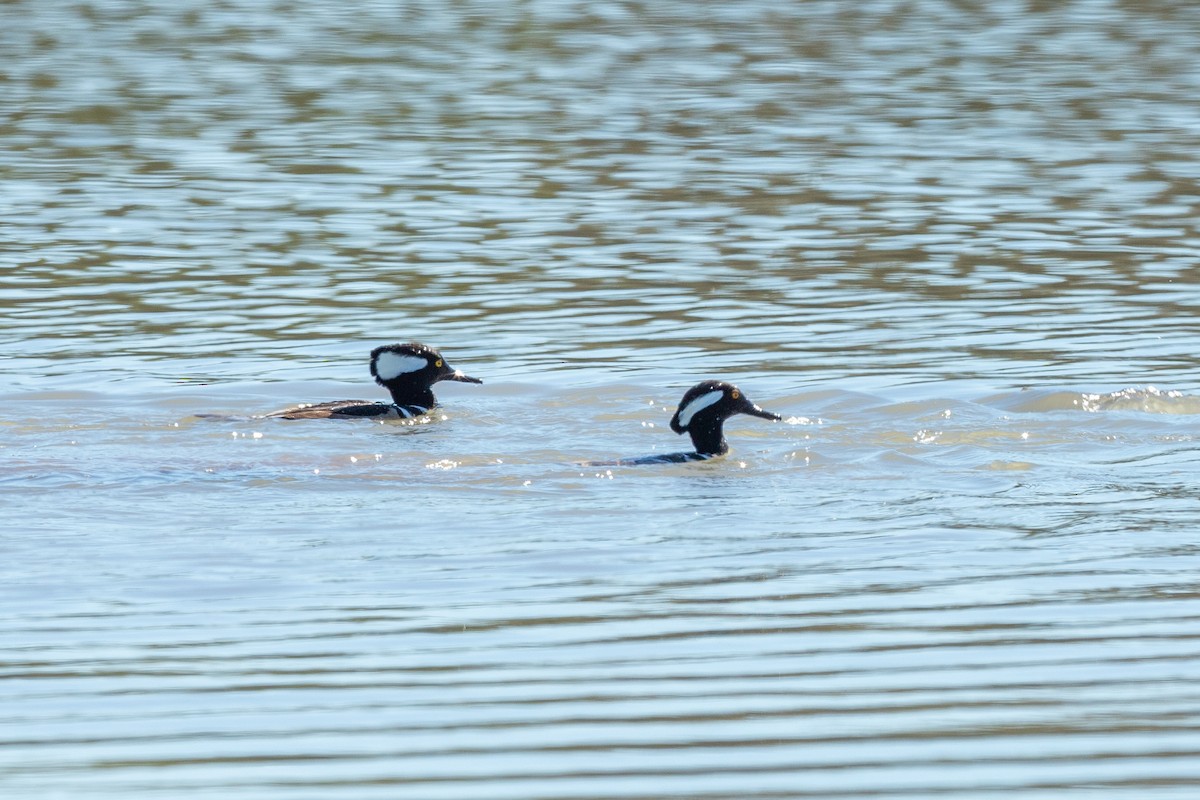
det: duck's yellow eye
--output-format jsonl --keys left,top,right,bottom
{"left": 435, "top": 359, "right": 443, "bottom": 368}
{"left": 731, "top": 389, "right": 740, "bottom": 400}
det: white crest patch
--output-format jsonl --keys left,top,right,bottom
{"left": 375, "top": 351, "right": 428, "bottom": 381}
{"left": 675, "top": 389, "right": 724, "bottom": 429}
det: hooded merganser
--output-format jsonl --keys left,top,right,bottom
{"left": 586, "top": 380, "right": 782, "bottom": 465}
{"left": 263, "top": 342, "right": 482, "bottom": 420}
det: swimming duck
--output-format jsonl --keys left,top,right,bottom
{"left": 264, "top": 342, "right": 482, "bottom": 419}
{"left": 587, "top": 380, "right": 781, "bottom": 465}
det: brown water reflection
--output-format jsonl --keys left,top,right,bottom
{"left": 3, "top": 1, "right": 1200, "bottom": 798}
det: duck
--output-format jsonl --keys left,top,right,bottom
{"left": 586, "top": 380, "right": 781, "bottom": 465}
{"left": 263, "top": 342, "right": 482, "bottom": 419}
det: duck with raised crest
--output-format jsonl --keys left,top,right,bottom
{"left": 264, "top": 342, "right": 482, "bottom": 420}
{"left": 586, "top": 380, "right": 781, "bottom": 465}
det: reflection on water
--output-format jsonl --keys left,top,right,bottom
{"left": 4, "top": 0, "right": 1200, "bottom": 391}
{"left": 3, "top": 1, "right": 1200, "bottom": 798}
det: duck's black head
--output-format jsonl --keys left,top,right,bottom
{"left": 369, "top": 342, "right": 482, "bottom": 409}
{"left": 668, "top": 380, "right": 781, "bottom": 456}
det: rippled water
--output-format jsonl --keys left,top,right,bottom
{"left": 4, "top": 1, "right": 1200, "bottom": 797}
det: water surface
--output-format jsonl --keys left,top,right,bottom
{"left": 3, "top": 1, "right": 1200, "bottom": 798}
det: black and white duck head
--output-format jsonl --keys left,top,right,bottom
{"left": 668, "top": 380, "right": 782, "bottom": 457}
{"left": 369, "top": 342, "right": 482, "bottom": 409}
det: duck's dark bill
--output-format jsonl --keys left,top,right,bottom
{"left": 742, "top": 403, "right": 782, "bottom": 421}
{"left": 442, "top": 370, "right": 483, "bottom": 384}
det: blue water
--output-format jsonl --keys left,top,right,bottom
{"left": 4, "top": 1, "right": 1200, "bottom": 798}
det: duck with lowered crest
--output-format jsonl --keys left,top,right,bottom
{"left": 585, "top": 380, "right": 782, "bottom": 466}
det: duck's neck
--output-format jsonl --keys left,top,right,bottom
{"left": 384, "top": 382, "right": 436, "bottom": 410}
{"left": 688, "top": 419, "right": 729, "bottom": 456}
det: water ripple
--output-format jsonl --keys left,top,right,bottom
{"left": 5, "top": 0, "right": 1200, "bottom": 797}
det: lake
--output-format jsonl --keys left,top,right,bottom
{"left": 3, "top": 1, "right": 1200, "bottom": 797}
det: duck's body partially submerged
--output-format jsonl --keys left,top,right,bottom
{"left": 586, "top": 380, "right": 781, "bottom": 466}
{"left": 264, "top": 342, "right": 481, "bottom": 420}
{"left": 266, "top": 400, "right": 430, "bottom": 420}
